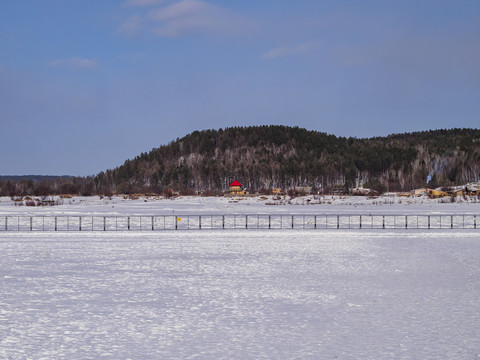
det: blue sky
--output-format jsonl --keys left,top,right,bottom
{"left": 0, "top": 0, "right": 479, "bottom": 175}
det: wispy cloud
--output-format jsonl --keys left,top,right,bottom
{"left": 119, "top": 14, "right": 143, "bottom": 37}
{"left": 118, "top": 0, "right": 251, "bottom": 38}
{"left": 148, "top": 0, "right": 209, "bottom": 22}
{"left": 48, "top": 57, "right": 98, "bottom": 69}
{"left": 123, "top": 0, "right": 165, "bottom": 7}
{"left": 149, "top": 0, "right": 241, "bottom": 38}
{"left": 262, "top": 42, "right": 319, "bottom": 60}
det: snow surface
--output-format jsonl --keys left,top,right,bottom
{"left": 1, "top": 230, "right": 480, "bottom": 359}
{"left": 1, "top": 197, "right": 480, "bottom": 358}
{"left": 1, "top": 194, "right": 480, "bottom": 216}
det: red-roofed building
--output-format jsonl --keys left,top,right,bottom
{"left": 229, "top": 180, "right": 243, "bottom": 195}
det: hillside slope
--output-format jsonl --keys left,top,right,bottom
{"left": 94, "top": 126, "right": 480, "bottom": 194}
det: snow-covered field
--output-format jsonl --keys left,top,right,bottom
{"left": 1, "top": 230, "right": 480, "bottom": 359}
{"left": 1, "top": 197, "right": 480, "bottom": 359}
{"left": 1, "top": 194, "right": 480, "bottom": 216}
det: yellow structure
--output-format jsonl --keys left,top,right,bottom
{"left": 411, "top": 188, "right": 449, "bottom": 198}
{"left": 229, "top": 180, "right": 244, "bottom": 195}
{"left": 411, "top": 188, "right": 429, "bottom": 196}
{"left": 429, "top": 189, "right": 449, "bottom": 198}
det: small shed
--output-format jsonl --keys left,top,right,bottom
{"left": 229, "top": 180, "right": 243, "bottom": 195}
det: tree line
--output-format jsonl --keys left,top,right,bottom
{"left": 1, "top": 126, "right": 480, "bottom": 196}
{"left": 0, "top": 177, "right": 96, "bottom": 197}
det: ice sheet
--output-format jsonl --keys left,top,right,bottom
{"left": 1, "top": 230, "right": 479, "bottom": 359}
{"left": 1, "top": 195, "right": 480, "bottom": 217}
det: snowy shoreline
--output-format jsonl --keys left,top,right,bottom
{"left": 1, "top": 194, "right": 480, "bottom": 216}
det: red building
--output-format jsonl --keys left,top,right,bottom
{"left": 229, "top": 180, "right": 243, "bottom": 195}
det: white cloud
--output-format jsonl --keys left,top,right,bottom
{"left": 145, "top": 0, "right": 249, "bottom": 38}
{"left": 262, "top": 42, "right": 318, "bottom": 60}
{"left": 48, "top": 57, "right": 98, "bottom": 69}
{"left": 119, "top": 14, "right": 143, "bottom": 37}
{"left": 123, "top": 0, "right": 165, "bottom": 7}
{"left": 118, "top": 0, "right": 252, "bottom": 39}
{"left": 148, "top": 0, "right": 209, "bottom": 22}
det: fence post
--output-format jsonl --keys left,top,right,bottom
{"left": 292, "top": 215, "right": 294, "bottom": 229}
{"left": 246, "top": 215, "right": 248, "bottom": 229}
{"left": 269, "top": 215, "right": 271, "bottom": 229}
{"left": 337, "top": 215, "right": 339, "bottom": 229}
{"left": 30, "top": 217, "right": 32, "bottom": 231}
{"left": 5, "top": 217, "right": 7, "bottom": 231}
{"left": 222, "top": 215, "right": 225, "bottom": 229}
{"left": 104, "top": 217, "right": 106, "bottom": 231}
{"left": 128, "top": 217, "right": 130, "bottom": 231}
{"left": 451, "top": 215, "right": 453, "bottom": 229}
{"left": 382, "top": 215, "right": 385, "bottom": 229}
{"left": 359, "top": 215, "right": 362, "bottom": 229}
{"left": 199, "top": 216, "right": 202, "bottom": 230}
{"left": 79, "top": 217, "right": 82, "bottom": 231}
{"left": 55, "top": 217, "right": 57, "bottom": 231}
{"left": 428, "top": 215, "right": 430, "bottom": 229}
{"left": 152, "top": 216, "right": 154, "bottom": 231}
{"left": 314, "top": 215, "right": 317, "bottom": 229}
{"left": 175, "top": 216, "right": 178, "bottom": 230}
{"left": 405, "top": 215, "right": 408, "bottom": 229}
{"left": 475, "top": 215, "right": 477, "bottom": 229}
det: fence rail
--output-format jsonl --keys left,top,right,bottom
{"left": 0, "top": 214, "right": 478, "bottom": 231}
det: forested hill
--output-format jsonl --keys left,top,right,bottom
{"left": 0, "top": 175, "right": 72, "bottom": 182}
{"left": 93, "top": 126, "right": 480, "bottom": 194}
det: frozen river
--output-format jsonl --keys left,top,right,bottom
{"left": 2, "top": 194, "right": 480, "bottom": 217}
{"left": 1, "top": 230, "right": 479, "bottom": 359}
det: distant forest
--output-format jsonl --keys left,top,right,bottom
{"left": 1, "top": 126, "right": 480, "bottom": 196}
{"left": 0, "top": 175, "right": 72, "bottom": 182}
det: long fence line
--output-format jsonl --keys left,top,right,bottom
{"left": 0, "top": 214, "right": 479, "bottom": 231}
